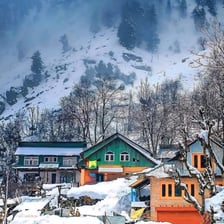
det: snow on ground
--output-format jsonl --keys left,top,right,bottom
{"left": 205, "top": 186, "right": 224, "bottom": 223}
{"left": 9, "top": 177, "right": 170, "bottom": 224}
{"left": 7, "top": 176, "right": 224, "bottom": 224}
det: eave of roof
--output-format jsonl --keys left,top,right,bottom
{"left": 129, "top": 178, "right": 150, "bottom": 188}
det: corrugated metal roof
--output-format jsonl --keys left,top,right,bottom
{"left": 15, "top": 147, "right": 83, "bottom": 156}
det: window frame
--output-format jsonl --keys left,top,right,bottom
{"left": 63, "top": 157, "right": 77, "bottom": 166}
{"left": 160, "top": 182, "right": 183, "bottom": 199}
{"left": 185, "top": 183, "right": 195, "bottom": 197}
{"left": 120, "top": 152, "right": 130, "bottom": 162}
{"left": 24, "top": 156, "right": 39, "bottom": 166}
{"left": 105, "top": 151, "right": 114, "bottom": 161}
{"left": 192, "top": 153, "right": 207, "bottom": 171}
{"left": 44, "top": 156, "right": 58, "bottom": 163}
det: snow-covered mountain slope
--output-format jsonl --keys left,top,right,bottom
{"left": 0, "top": 0, "right": 223, "bottom": 120}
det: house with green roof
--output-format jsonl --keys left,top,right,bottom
{"left": 14, "top": 141, "right": 86, "bottom": 185}
{"left": 78, "top": 133, "right": 159, "bottom": 186}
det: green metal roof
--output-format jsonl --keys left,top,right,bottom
{"left": 19, "top": 141, "right": 87, "bottom": 148}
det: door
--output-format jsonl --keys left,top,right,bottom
{"left": 96, "top": 174, "right": 104, "bottom": 182}
{"left": 156, "top": 207, "right": 202, "bottom": 224}
{"left": 51, "top": 173, "right": 56, "bottom": 184}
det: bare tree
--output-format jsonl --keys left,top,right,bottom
{"left": 173, "top": 107, "right": 224, "bottom": 221}
{"left": 0, "top": 118, "right": 22, "bottom": 223}
{"left": 137, "top": 78, "right": 182, "bottom": 157}
{"left": 60, "top": 82, "right": 94, "bottom": 143}
{"left": 91, "top": 73, "right": 125, "bottom": 143}
{"left": 191, "top": 21, "right": 224, "bottom": 142}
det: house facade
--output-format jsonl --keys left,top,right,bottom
{"left": 78, "top": 133, "right": 159, "bottom": 186}
{"left": 14, "top": 141, "right": 86, "bottom": 185}
{"left": 130, "top": 138, "right": 224, "bottom": 224}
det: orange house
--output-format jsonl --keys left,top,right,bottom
{"left": 130, "top": 138, "right": 224, "bottom": 224}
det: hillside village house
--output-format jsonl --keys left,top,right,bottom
{"left": 14, "top": 141, "right": 86, "bottom": 185}
{"left": 130, "top": 138, "right": 224, "bottom": 224}
{"left": 78, "top": 133, "right": 159, "bottom": 186}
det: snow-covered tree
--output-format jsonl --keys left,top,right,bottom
{"left": 192, "top": 6, "right": 207, "bottom": 31}
{"left": 173, "top": 107, "right": 224, "bottom": 222}
{"left": 192, "top": 21, "right": 224, "bottom": 142}
{"left": 0, "top": 118, "right": 23, "bottom": 223}
{"left": 179, "top": 0, "right": 187, "bottom": 18}
{"left": 206, "top": 0, "right": 217, "bottom": 17}
{"left": 173, "top": 22, "right": 224, "bottom": 223}
{"left": 59, "top": 34, "right": 71, "bottom": 53}
{"left": 31, "top": 50, "right": 43, "bottom": 76}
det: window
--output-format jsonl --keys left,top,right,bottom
{"left": 63, "top": 157, "right": 76, "bottom": 166}
{"left": 162, "top": 184, "right": 166, "bottom": 197}
{"left": 193, "top": 155, "right": 198, "bottom": 168}
{"left": 105, "top": 151, "right": 114, "bottom": 161}
{"left": 168, "top": 184, "right": 172, "bottom": 197}
{"left": 175, "top": 185, "right": 182, "bottom": 196}
{"left": 186, "top": 184, "right": 195, "bottom": 196}
{"left": 192, "top": 153, "right": 206, "bottom": 170}
{"left": 191, "top": 184, "right": 195, "bottom": 196}
{"left": 200, "top": 155, "right": 207, "bottom": 168}
{"left": 44, "top": 157, "right": 57, "bottom": 163}
{"left": 24, "top": 157, "right": 39, "bottom": 166}
{"left": 161, "top": 183, "right": 183, "bottom": 198}
{"left": 120, "top": 152, "right": 130, "bottom": 161}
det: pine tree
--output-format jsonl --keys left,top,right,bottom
{"left": 192, "top": 6, "right": 207, "bottom": 31}
{"left": 59, "top": 34, "right": 71, "bottom": 53}
{"left": 29, "top": 50, "right": 44, "bottom": 86}
{"left": 143, "top": 4, "right": 160, "bottom": 52}
{"left": 117, "top": 21, "right": 136, "bottom": 50}
{"left": 166, "top": 0, "right": 172, "bottom": 19}
{"left": 179, "top": 0, "right": 187, "bottom": 18}
{"left": 206, "top": 0, "right": 216, "bottom": 16}
{"left": 117, "top": 0, "right": 142, "bottom": 50}
{"left": 31, "top": 50, "right": 43, "bottom": 75}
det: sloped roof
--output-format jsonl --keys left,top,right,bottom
{"left": 134, "top": 163, "right": 170, "bottom": 178}
{"left": 15, "top": 147, "right": 84, "bottom": 156}
{"left": 18, "top": 141, "right": 86, "bottom": 148}
{"left": 15, "top": 141, "right": 86, "bottom": 156}
{"left": 157, "top": 144, "right": 179, "bottom": 159}
{"left": 81, "top": 132, "right": 159, "bottom": 165}
{"left": 129, "top": 178, "right": 150, "bottom": 188}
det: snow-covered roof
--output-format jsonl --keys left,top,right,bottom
{"left": 13, "top": 196, "right": 53, "bottom": 215}
{"left": 158, "top": 150, "right": 179, "bottom": 159}
{"left": 15, "top": 147, "right": 83, "bottom": 156}
{"left": 135, "top": 164, "right": 170, "bottom": 179}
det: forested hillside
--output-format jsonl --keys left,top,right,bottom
{"left": 0, "top": 0, "right": 223, "bottom": 158}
